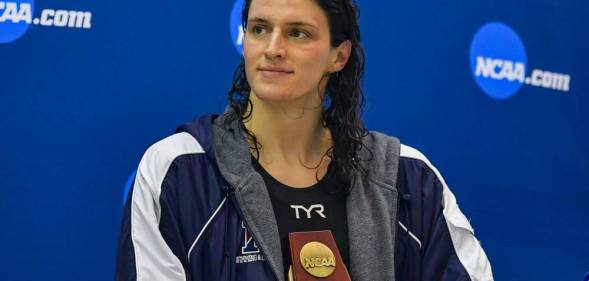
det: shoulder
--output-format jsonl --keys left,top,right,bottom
{"left": 363, "top": 130, "right": 441, "bottom": 177}
{"left": 397, "top": 143, "right": 452, "bottom": 204}
{"left": 398, "top": 143, "right": 444, "bottom": 181}
{"left": 362, "top": 131, "right": 444, "bottom": 185}
{"left": 395, "top": 142, "right": 477, "bottom": 234}
{"left": 364, "top": 130, "right": 401, "bottom": 154}
{"left": 362, "top": 130, "right": 447, "bottom": 199}
{"left": 136, "top": 132, "right": 206, "bottom": 195}
{"left": 396, "top": 142, "right": 447, "bottom": 197}
{"left": 357, "top": 131, "right": 401, "bottom": 186}
{"left": 142, "top": 132, "right": 205, "bottom": 163}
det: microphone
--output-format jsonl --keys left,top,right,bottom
{"left": 288, "top": 230, "right": 351, "bottom": 281}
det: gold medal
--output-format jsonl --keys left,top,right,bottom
{"left": 289, "top": 231, "right": 350, "bottom": 280}
{"left": 298, "top": 241, "right": 337, "bottom": 278}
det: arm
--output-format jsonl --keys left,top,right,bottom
{"left": 396, "top": 145, "right": 493, "bottom": 281}
{"left": 115, "top": 144, "right": 191, "bottom": 281}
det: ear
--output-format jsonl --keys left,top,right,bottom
{"left": 329, "top": 40, "right": 352, "bottom": 73}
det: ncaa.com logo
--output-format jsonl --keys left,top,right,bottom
{"left": 0, "top": 0, "right": 92, "bottom": 44}
{"left": 470, "top": 22, "right": 571, "bottom": 100}
{"left": 230, "top": 0, "right": 244, "bottom": 54}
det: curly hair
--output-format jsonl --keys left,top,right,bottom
{"left": 225, "top": 0, "right": 369, "bottom": 192}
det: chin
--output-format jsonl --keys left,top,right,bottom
{"left": 251, "top": 86, "right": 297, "bottom": 102}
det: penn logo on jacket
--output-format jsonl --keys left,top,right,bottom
{"left": 236, "top": 221, "right": 265, "bottom": 264}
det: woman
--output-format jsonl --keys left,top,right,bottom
{"left": 116, "top": 0, "right": 494, "bottom": 280}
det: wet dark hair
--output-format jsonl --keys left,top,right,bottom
{"left": 226, "top": 0, "right": 369, "bottom": 192}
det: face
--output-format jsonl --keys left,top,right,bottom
{"left": 243, "top": 0, "right": 351, "bottom": 106}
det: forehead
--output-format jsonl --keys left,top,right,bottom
{"left": 248, "top": 0, "right": 327, "bottom": 27}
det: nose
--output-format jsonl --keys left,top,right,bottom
{"left": 264, "top": 30, "right": 286, "bottom": 60}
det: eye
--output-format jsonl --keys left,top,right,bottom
{"left": 250, "top": 25, "right": 267, "bottom": 35}
{"left": 290, "top": 29, "right": 310, "bottom": 39}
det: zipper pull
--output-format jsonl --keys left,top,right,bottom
{"left": 223, "top": 183, "right": 235, "bottom": 196}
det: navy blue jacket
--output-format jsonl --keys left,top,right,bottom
{"left": 116, "top": 112, "right": 493, "bottom": 281}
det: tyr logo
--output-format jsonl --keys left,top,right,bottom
{"left": 241, "top": 221, "right": 260, "bottom": 254}
{"left": 290, "top": 204, "right": 327, "bottom": 219}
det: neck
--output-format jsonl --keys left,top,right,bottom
{"left": 243, "top": 92, "right": 331, "bottom": 167}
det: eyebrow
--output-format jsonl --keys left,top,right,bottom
{"left": 247, "top": 17, "right": 318, "bottom": 29}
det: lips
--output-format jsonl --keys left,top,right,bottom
{"left": 259, "top": 66, "right": 293, "bottom": 73}
{"left": 259, "top": 66, "right": 294, "bottom": 78}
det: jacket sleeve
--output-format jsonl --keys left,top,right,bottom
{"left": 396, "top": 145, "right": 494, "bottom": 281}
{"left": 115, "top": 145, "right": 192, "bottom": 281}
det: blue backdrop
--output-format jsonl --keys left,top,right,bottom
{"left": 1, "top": 0, "right": 587, "bottom": 280}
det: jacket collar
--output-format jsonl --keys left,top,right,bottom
{"left": 212, "top": 110, "right": 286, "bottom": 281}
{"left": 210, "top": 109, "right": 401, "bottom": 281}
